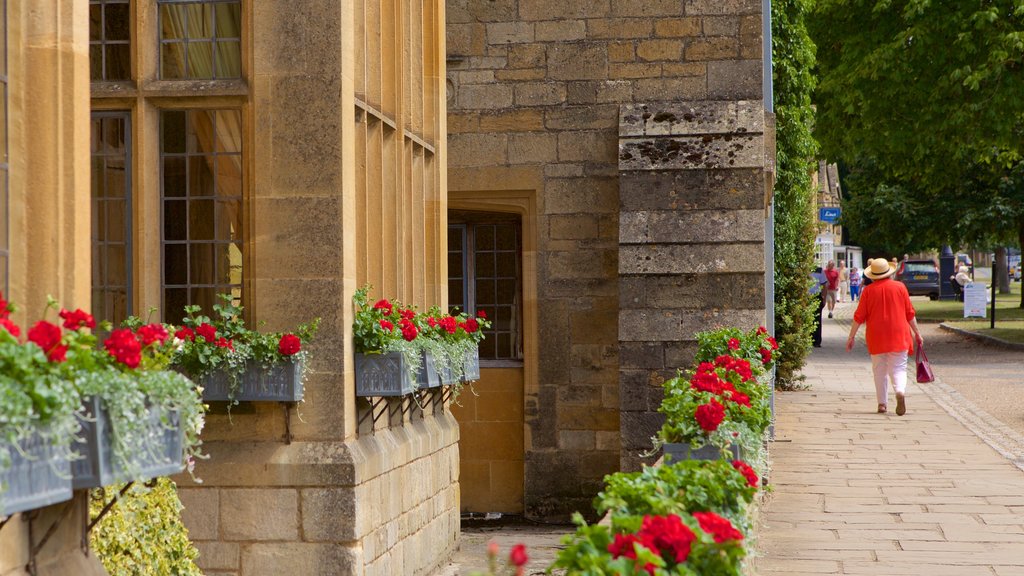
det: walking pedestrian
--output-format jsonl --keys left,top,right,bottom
{"left": 849, "top": 266, "right": 862, "bottom": 301}
{"left": 824, "top": 260, "right": 839, "bottom": 318}
{"left": 810, "top": 267, "right": 827, "bottom": 347}
{"left": 838, "top": 261, "right": 849, "bottom": 303}
{"left": 845, "top": 258, "right": 924, "bottom": 416}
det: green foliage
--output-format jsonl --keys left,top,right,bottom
{"left": 595, "top": 460, "right": 756, "bottom": 533}
{"left": 172, "top": 293, "right": 320, "bottom": 401}
{"left": 89, "top": 479, "right": 203, "bottom": 576}
{"left": 772, "top": 0, "right": 819, "bottom": 386}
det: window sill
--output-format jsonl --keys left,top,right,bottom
{"left": 479, "top": 360, "right": 524, "bottom": 369}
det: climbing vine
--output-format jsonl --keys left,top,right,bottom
{"left": 771, "top": 0, "right": 818, "bottom": 387}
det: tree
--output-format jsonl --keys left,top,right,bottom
{"left": 810, "top": 0, "right": 1024, "bottom": 305}
{"left": 772, "top": 0, "right": 819, "bottom": 387}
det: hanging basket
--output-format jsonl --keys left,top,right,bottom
{"left": 0, "top": 426, "right": 73, "bottom": 517}
{"left": 72, "top": 396, "right": 185, "bottom": 490}
{"left": 199, "top": 359, "right": 304, "bottom": 402}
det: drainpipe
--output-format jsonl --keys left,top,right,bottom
{"left": 763, "top": 0, "right": 776, "bottom": 437}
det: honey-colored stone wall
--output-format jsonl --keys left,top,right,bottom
{"left": 446, "top": 0, "right": 767, "bottom": 518}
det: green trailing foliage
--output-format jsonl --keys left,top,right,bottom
{"left": 89, "top": 479, "right": 202, "bottom": 576}
{"left": 772, "top": 0, "right": 819, "bottom": 387}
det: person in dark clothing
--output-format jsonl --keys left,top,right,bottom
{"left": 810, "top": 267, "right": 828, "bottom": 347}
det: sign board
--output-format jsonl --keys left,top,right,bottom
{"left": 963, "top": 283, "right": 987, "bottom": 318}
{"left": 819, "top": 207, "right": 841, "bottom": 223}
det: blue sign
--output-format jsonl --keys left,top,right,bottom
{"left": 819, "top": 207, "right": 841, "bottom": 223}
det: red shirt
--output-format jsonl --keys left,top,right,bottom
{"left": 825, "top": 268, "right": 840, "bottom": 290}
{"left": 852, "top": 278, "right": 916, "bottom": 355}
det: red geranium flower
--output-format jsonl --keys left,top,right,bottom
{"left": 0, "top": 292, "right": 10, "bottom": 319}
{"left": 28, "top": 321, "right": 67, "bottom": 362}
{"left": 379, "top": 319, "right": 394, "bottom": 331}
{"left": 427, "top": 317, "right": 437, "bottom": 328}
{"left": 175, "top": 326, "right": 196, "bottom": 342}
{"left": 760, "top": 348, "right": 772, "bottom": 365}
{"left": 399, "top": 308, "right": 415, "bottom": 320}
{"left": 639, "top": 514, "right": 695, "bottom": 563}
{"left": 399, "top": 318, "right": 418, "bottom": 342}
{"left": 463, "top": 318, "right": 480, "bottom": 333}
{"left": 214, "top": 337, "right": 234, "bottom": 351}
{"left": 756, "top": 326, "right": 768, "bottom": 335}
{"left": 104, "top": 328, "right": 141, "bottom": 368}
{"left": 196, "top": 323, "right": 217, "bottom": 343}
{"left": 137, "top": 323, "right": 170, "bottom": 346}
{"left": 732, "top": 460, "right": 759, "bottom": 488}
{"left": 439, "top": 316, "right": 458, "bottom": 335}
{"left": 767, "top": 336, "right": 778, "bottom": 350}
{"left": 690, "top": 371, "right": 723, "bottom": 394}
{"left": 608, "top": 533, "right": 642, "bottom": 560}
{"left": 477, "top": 309, "right": 487, "bottom": 319}
{"left": 694, "top": 400, "right": 725, "bottom": 432}
{"left": 373, "top": 299, "right": 393, "bottom": 315}
{"left": 727, "top": 338, "right": 740, "bottom": 351}
{"left": 59, "top": 308, "right": 96, "bottom": 330}
{"left": 0, "top": 318, "right": 20, "bottom": 338}
{"left": 278, "top": 333, "right": 301, "bottom": 356}
{"left": 509, "top": 543, "right": 529, "bottom": 567}
{"left": 693, "top": 511, "right": 743, "bottom": 543}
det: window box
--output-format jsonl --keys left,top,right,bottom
{"left": 354, "top": 352, "right": 417, "bottom": 397}
{"left": 198, "top": 359, "right": 304, "bottom": 402}
{"left": 0, "top": 427, "right": 73, "bottom": 516}
{"left": 462, "top": 347, "right": 480, "bottom": 382}
{"left": 71, "top": 396, "right": 184, "bottom": 490}
{"left": 662, "top": 443, "right": 741, "bottom": 464}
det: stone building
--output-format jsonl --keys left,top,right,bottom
{"left": 445, "top": 0, "right": 774, "bottom": 518}
{"left": 5, "top": 1, "right": 459, "bottom": 575}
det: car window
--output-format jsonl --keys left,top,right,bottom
{"left": 903, "top": 263, "right": 935, "bottom": 274}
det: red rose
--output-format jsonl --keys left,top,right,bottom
{"left": 0, "top": 318, "right": 20, "bottom": 338}
{"left": 175, "top": 326, "right": 196, "bottom": 341}
{"left": 104, "top": 328, "right": 141, "bottom": 368}
{"left": 214, "top": 337, "right": 234, "bottom": 351}
{"left": 694, "top": 400, "right": 725, "bottom": 432}
{"left": 693, "top": 511, "right": 743, "bottom": 543}
{"left": 767, "top": 336, "right": 778, "bottom": 350}
{"left": 373, "top": 299, "right": 393, "bottom": 315}
{"left": 196, "top": 323, "right": 217, "bottom": 343}
{"left": 59, "top": 308, "right": 96, "bottom": 330}
{"left": 509, "top": 543, "right": 528, "bottom": 567}
{"left": 379, "top": 319, "right": 394, "bottom": 331}
{"left": 732, "top": 460, "right": 759, "bottom": 488}
{"left": 137, "top": 323, "right": 170, "bottom": 346}
{"left": 278, "top": 333, "right": 301, "bottom": 356}
{"left": 727, "top": 338, "right": 740, "bottom": 351}
{"left": 639, "top": 514, "right": 695, "bottom": 563}
{"left": 477, "top": 309, "right": 487, "bottom": 319}
{"left": 28, "top": 321, "right": 67, "bottom": 363}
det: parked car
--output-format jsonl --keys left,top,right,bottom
{"left": 896, "top": 260, "right": 940, "bottom": 300}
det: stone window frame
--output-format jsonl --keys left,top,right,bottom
{"left": 90, "top": 0, "right": 252, "bottom": 322}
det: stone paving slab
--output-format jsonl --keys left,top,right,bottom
{"left": 753, "top": 305, "right": 1024, "bottom": 575}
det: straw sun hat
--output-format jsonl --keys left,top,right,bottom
{"left": 863, "top": 258, "right": 896, "bottom": 280}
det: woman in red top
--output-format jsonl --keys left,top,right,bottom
{"left": 846, "top": 258, "right": 924, "bottom": 415}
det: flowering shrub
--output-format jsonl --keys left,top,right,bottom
{"left": 696, "top": 326, "right": 779, "bottom": 371}
{"left": 595, "top": 459, "right": 758, "bottom": 535}
{"left": 552, "top": 512, "right": 746, "bottom": 575}
{"left": 171, "top": 294, "right": 319, "bottom": 402}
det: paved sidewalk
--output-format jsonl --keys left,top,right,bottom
{"left": 754, "top": 307, "right": 1024, "bottom": 575}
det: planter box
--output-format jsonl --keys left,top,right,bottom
{"left": 355, "top": 352, "right": 418, "bottom": 397}
{"left": 419, "top": 352, "right": 442, "bottom": 389}
{"left": 72, "top": 396, "right": 184, "bottom": 490}
{"left": 199, "top": 360, "right": 304, "bottom": 402}
{"left": 462, "top": 347, "right": 480, "bottom": 382}
{"left": 663, "top": 442, "right": 741, "bottom": 464}
{"left": 0, "top": 428, "right": 72, "bottom": 516}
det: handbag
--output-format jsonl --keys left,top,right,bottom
{"left": 915, "top": 343, "right": 935, "bottom": 383}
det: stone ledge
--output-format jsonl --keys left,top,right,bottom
{"left": 176, "top": 412, "right": 460, "bottom": 488}
{"left": 619, "top": 101, "right": 764, "bottom": 138}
